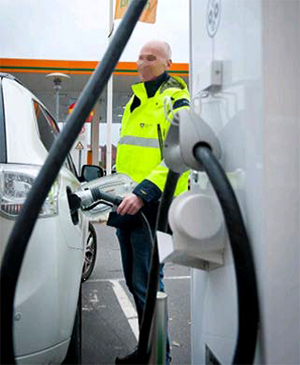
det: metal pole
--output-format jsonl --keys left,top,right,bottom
{"left": 78, "top": 149, "right": 82, "bottom": 172}
{"left": 55, "top": 86, "right": 60, "bottom": 123}
{"left": 46, "top": 73, "right": 70, "bottom": 127}
{"left": 106, "top": 0, "right": 114, "bottom": 175}
{"left": 149, "top": 292, "right": 168, "bottom": 365}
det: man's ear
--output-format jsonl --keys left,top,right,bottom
{"left": 166, "top": 59, "right": 172, "bottom": 70}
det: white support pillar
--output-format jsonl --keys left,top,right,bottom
{"left": 106, "top": 77, "right": 113, "bottom": 174}
{"left": 106, "top": 0, "right": 114, "bottom": 175}
{"left": 91, "top": 100, "right": 100, "bottom": 166}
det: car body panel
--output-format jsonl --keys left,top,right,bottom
{"left": 0, "top": 74, "right": 89, "bottom": 363}
{"left": 16, "top": 339, "right": 70, "bottom": 365}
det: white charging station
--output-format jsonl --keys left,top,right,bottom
{"left": 188, "top": 1, "right": 299, "bottom": 364}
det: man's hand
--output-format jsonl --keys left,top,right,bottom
{"left": 117, "top": 193, "right": 144, "bottom": 216}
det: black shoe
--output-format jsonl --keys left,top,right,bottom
{"left": 115, "top": 349, "right": 139, "bottom": 364}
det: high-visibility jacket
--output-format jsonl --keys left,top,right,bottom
{"left": 116, "top": 73, "right": 190, "bottom": 200}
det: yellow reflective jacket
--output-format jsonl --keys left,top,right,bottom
{"left": 116, "top": 73, "right": 190, "bottom": 199}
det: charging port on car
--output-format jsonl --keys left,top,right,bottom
{"left": 67, "top": 187, "right": 80, "bottom": 225}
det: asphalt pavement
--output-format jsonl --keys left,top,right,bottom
{"left": 82, "top": 223, "right": 191, "bottom": 365}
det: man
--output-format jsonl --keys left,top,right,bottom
{"left": 109, "top": 40, "right": 190, "bottom": 364}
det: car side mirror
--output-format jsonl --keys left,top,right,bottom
{"left": 81, "top": 165, "right": 104, "bottom": 182}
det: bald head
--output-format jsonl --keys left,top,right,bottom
{"left": 141, "top": 40, "right": 172, "bottom": 59}
{"left": 137, "top": 40, "right": 172, "bottom": 82}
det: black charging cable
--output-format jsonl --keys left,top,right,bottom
{"left": 137, "top": 170, "right": 181, "bottom": 363}
{"left": 194, "top": 144, "right": 259, "bottom": 365}
{"left": 0, "top": 1, "right": 147, "bottom": 363}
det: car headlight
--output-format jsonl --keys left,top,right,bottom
{"left": 0, "top": 165, "right": 59, "bottom": 219}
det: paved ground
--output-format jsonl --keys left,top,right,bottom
{"left": 82, "top": 223, "right": 191, "bottom": 365}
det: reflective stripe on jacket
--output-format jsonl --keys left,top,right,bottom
{"left": 116, "top": 75, "right": 190, "bottom": 196}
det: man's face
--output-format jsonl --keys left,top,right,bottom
{"left": 137, "top": 43, "right": 171, "bottom": 82}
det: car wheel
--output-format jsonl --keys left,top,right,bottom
{"left": 82, "top": 222, "right": 97, "bottom": 282}
{"left": 62, "top": 288, "right": 82, "bottom": 364}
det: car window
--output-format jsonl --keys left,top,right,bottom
{"left": 33, "top": 101, "right": 58, "bottom": 151}
{"left": 67, "top": 154, "right": 79, "bottom": 177}
{"left": 33, "top": 101, "right": 77, "bottom": 176}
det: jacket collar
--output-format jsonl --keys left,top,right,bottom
{"left": 132, "top": 72, "right": 170, "bottom": 100}
{"left": 144, "top": 72, "right": 170, "bottom": 97}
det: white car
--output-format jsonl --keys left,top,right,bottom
{"left": 0, "top": 73, "right": 99, "bottom": 364}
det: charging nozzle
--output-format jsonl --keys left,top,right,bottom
{"left": 69, "top": 187, "right": 123, "bottom": 213}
